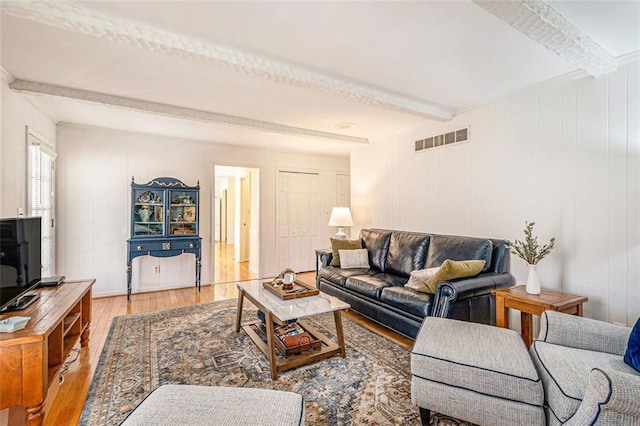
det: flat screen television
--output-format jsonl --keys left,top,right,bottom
{"left": 0, "top": 217, "right": 42, "bottom": 312}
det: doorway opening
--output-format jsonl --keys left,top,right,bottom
{"left": 213, "top": 165, "right": 259, "bottom": 284}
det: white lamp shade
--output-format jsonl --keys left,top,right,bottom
{"left": 328, "top": 207, "right": 353, "bottom": 227}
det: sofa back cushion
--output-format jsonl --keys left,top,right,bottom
{"left": 488, "top": 239, "right": 511, "bottom": 273}
{"left": 385, "top": 231, "right": 430, "bottom": 277}
{"left": 425, "top": 235, "right": 493, "bottom": 272}
{"left": 360, "top": 229, "right": 392, "bottom": 271}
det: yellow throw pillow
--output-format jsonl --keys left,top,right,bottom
{"left": 330, "top": 238, "right": 362, "bottom": 267}
{"left": 416, "top": 259, "right": 486, "bottom": 293}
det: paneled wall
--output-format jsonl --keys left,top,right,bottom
{"left": 351, "top": 61, "right": 640, "bottom": 325}
{"left": 1, "top": 76, "right": 56, "bottom": 217}
{"left": 56, "top": 124, "right": 349, "bottom": 297}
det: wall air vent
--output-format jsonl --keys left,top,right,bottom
{"left": 414, "top": 126, "right": 469, "bottom": 153}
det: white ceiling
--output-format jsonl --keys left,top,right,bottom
{"left": 2, "top": 1, "right": 639, "bottom": 157}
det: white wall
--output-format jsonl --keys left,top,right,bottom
{"left": 1, "top": 75, "right": 56, "bottom": 218}
{"left": 249, "top": 168, "right": 259, "bottom": 273}
{"left": 56, "top": 124, "right": 349, "bottom": 297}
{"left": 351, "top": 61, "right": 640, "bottom": 326}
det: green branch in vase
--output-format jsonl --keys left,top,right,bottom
{"left": 509, "top": 221, "right": 555, "bottom": 265}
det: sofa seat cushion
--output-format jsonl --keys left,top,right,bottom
{"left": 319, "top": 266, "right": 370, "bottom": 287}
{"left": 361, "top": 229, "right": 392, "bottom": 271}
{"left": 345, "top": 273, "right": 406, "bottom": 299}
{"left": 385, "top": 231, "right": 430, "bottom": 277}
{"left": 380, "top": 286, "right": 432, "bottom": 318}
{"left": 531, "top": 341, "right": 639, "bottom": 422}
{"left": 425, "top": 235, "right": 493, "bottom": 272}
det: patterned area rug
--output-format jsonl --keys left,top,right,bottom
{"left": 80, "top": 299, "right": 472, "bottom": 425}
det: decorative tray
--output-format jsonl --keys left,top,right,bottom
{"left": 262, "top": 279, "right": 319, "bottom": 300}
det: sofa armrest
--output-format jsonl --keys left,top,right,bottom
{"left": 431, "top": 272, "right": 515, "bottom": 318}
{"left": 565, "top": 368, "right": 640, "bottom": 426}
{"left": 538, "top": 311, "right": 631, "bottom": 356}
{"left": 318, "top": 250, "right": 333, "bottom": 267}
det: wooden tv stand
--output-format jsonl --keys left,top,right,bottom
{"left": 0, "top": 279, "right": 94, "bottom": 426}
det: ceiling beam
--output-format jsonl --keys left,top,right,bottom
{"left": 2, "top": 1, "right": 454, "bottom": 121}
{"left": 10, "top": 80, "right": 369, "bottom": 144}
{"left": 472, "top": 0, "right": 617, "bottom": 77}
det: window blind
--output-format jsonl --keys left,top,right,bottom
{"left": 28, "top": 133, "right": 57, "bottom": 277}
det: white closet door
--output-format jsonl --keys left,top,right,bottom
{"left": 308, "top": 174, "right": 320, "bottom": 267}
{"left": 336, "top": 173, "right": 350, "bottom": 208}
{"left": 277, "top": 172, "right": 291, "bottom": 270}
{"left": 277, "top": 171, "right": 319, "bottom": 272}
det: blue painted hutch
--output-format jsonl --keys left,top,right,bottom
{"left": 126, "top": 177, "right": 201, "bottom": 299}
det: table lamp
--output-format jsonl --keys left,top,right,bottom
{"left": 328, "top": 207, "right": 353, "bottom": 240}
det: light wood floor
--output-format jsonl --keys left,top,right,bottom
{"left": 40, "top": 272, "right": 413, "bottom": 426}
{"left": 213, "top": 241, "right": 257, "bottom": 283}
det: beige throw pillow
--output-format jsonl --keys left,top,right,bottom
{"left": 338, "top": 249, "right": 370, "bottom": 269}
{"left": 405, "top": 267, "right": 441, "bottom": 290}
{"left": 330, "top": 238, "right": 362, "bottom": 267}
{"left": 416, "top": 259, "right": 486, "bottom": 293}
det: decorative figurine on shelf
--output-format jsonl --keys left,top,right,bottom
{"left": 509, "top": 221, "right": 555, "bottom": 295}
{"left": 137, "top": 191, "right": 152, "bottom": 204}
{"left": 138, "top": 206, "right": 151, "bottom": 223}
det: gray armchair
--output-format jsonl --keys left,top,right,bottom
{"left": 530, "top": 310, "right": 640, "bottom": 425}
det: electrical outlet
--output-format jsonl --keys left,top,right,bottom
{"left": 153, "top": 265, "right": 160, "bottom": 274}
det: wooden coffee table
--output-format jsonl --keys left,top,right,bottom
{"left": 235, "top": 280, "right": 350, "bottom": 379}
{"left": 492, "top": 285, "right": 588, "bottom": 347}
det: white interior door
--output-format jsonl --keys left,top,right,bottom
{"left": 278, "top": 172, "right": 291, "bottom": 271}
{"left": 289, "top": 174, "right": 308, "bottom": 272}
{"left": 239, "top": 176, "right": 250, "bottom": 262}
{"left": 214, "top": 197, "right": 221, "bottom": 241}
{"left": 277, "top": 171, "right": 319, "bottom": 272}
{"left": 221, "top": 189, "right": 227, "bottom": 242}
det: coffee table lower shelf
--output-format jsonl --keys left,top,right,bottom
{"left": 241, "top": 319, "right": 343, "bottom": 377}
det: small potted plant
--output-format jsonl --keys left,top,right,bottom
{"left": 509, "top": 221, "right": 555, "bottom": 294}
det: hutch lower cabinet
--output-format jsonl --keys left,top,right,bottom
{"left": 126, "top": 177, "right": 201, "bottom": 299}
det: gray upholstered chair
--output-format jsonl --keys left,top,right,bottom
{"left": 530, "top": 311, "right": 640, "bottom": 425}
